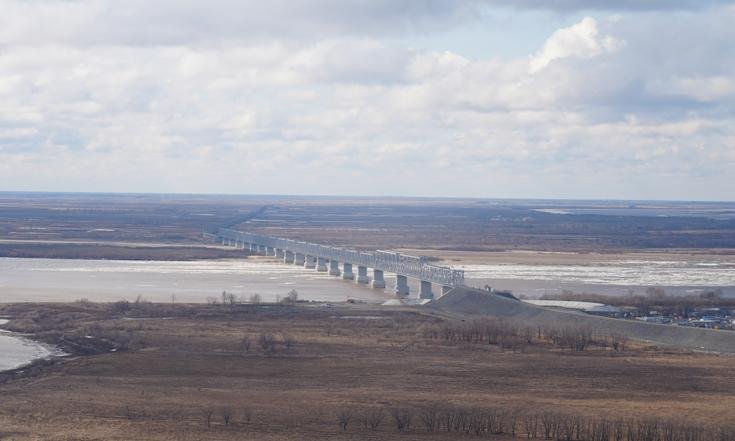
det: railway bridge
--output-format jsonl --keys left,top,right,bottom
{"left": 216, "top": 228, "right": 465, "bottom": 299}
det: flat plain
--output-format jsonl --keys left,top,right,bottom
{"left": 1, "top": 301, "right": 734, "bottom": 441}
{"left": 1, "top": 192, "right": 735, "bottom": 440}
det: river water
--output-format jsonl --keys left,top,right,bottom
{"left": 1, "top": 255, "right": 732, "bottom": 369}
{"left": 1, "top": 256, "right": 733, "bottom": 303}
{"left": 0, "top": 319, "right": 57, "bottom": 372}
{"left": 0, "top": 257, "right": 396, "bottom": 303}
{"left": 460, "top": 259, "right": 735, "bottom": 297}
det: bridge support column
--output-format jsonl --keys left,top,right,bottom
{"left": 316, "top": 257, "right": 328, "bottom": 272}
{"left": 284, "top": 250, "right": 294, "bottom": 264}
{"left": 355, "top": 266, "right": 369, "bottom": 284}
{"left": 294, "top": 253, "right": 305, "bottom": 266}
{"left": 419, "top": 280, "right": 434, "bottom": 300}
{"left": 222, "top": 238, "right": 227, "bottom": 246}
{"left": 328, "top": 260, "right": 341, "bottom": 276}
{"left": 394, "top": 275, "right": 409, "bottom": 297}
{"left": 304, "top": 255, "right": 316, "bottom": 269}
{"left": 441, "top": 285, "right": 453, "bottom": 296}
{"left": 371, "top": 269, "right": 386, "bottom": 289}
{"left": 342, "top": 263, "right": 354, "bottom": 280}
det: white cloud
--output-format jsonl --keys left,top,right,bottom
{"left": 529, "top": 17, "right": 623, "bottom": 73}
{"left": 0, "top": 1, "right": 733, "bottom": 199}
{"left": 648, "top": 76, "right": 735, "bottom": 102}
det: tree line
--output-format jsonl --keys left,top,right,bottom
{"left": 336, "top": 404, "right": 734, "bottom": 441}
{"left": 421, "top": 318, "right": 628, "bottom": 352}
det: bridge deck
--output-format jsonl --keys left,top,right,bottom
{"left": 217, "top": 228, "right": 464, "bottom": 287}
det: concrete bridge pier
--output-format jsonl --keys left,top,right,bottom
{"left": 284, "top": 250, "right": 295, "bottom": 264}
{"left": 441, "top": 285, "right": 452, "bottom": 296}
{"left": 342, "top": 263, "right": 354, "bottom": 280}
{"left": 259, "top": 245, "right": 268, "bottom": 254}
{"left": 419, "top": 281, "right": 434, "bottom": 300}
{"left": 371, "top": 269, "right": 386, "bottom": 289}
{"left": 304, "top": 255, "right": 316, "bottom": 269}
{"left": 394, "top": 274, "right": 409, "bottom": 297}
{"left": 328, "top": 260, "right": 341, "bottom": 276}
{"left": 294, "top": 253, "right": 305, "bottom": 266}
{"left": 355, "top": 266, "right": 369, "bottom": 284}
{"left": 316, "top": 257, "right": 328, "bottom": 272}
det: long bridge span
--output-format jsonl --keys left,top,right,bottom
{"left": 216, "top": 228, "right": 465, "bottom": 299}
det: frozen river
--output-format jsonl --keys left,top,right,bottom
{"left": 460, "top": 259, "right": 735, "bottom": 297}
{"left": 1, "top": 256, "right": 733, "bottom": 304}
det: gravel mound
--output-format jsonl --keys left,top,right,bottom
{"left": 430, "top": 287, "right": 735, "bottom": 353}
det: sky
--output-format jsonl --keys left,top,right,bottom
{"left": 1, "top": 1, "right": 734, "bottom": 200}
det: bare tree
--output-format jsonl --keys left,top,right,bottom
{"left": 523, "top": 413, "right": 539, "bottom": 438}
{"left": 358, "top": 408, "right": 385, "bottom": 431}
{"left": 287, "top": 289, "right": 298, "bottom": 302}
{"left": 221, "top": 406, "right": 233, "bottom": 426}
{"left": 281, "top": 289, "right": 298, "bottom": 305}
{"left": 420, "top": 405, "right": 439, "bottom": 432}
{"left": 204, "top": 408, "right": 214, "bottom": 427}
{"left": 249, "top": 293, "right": 262, "bottom": 304}
{"left": 337, "top": 409, "right": 352, "bottom": 430}
{"left": 391, "top": 408, "right": 413, "bottom": 432}
{"left": 221, "top": 291, "right": 237, "bottom": 307}
{"left": 367, "top": 408, "right": 385, "bottom": 430}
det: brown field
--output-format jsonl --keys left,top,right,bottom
{"left": 3, "top": 193, "right": 735, "bottom": 259}
{"left": 1, "top": 301, "right": 734, "bottom": 440}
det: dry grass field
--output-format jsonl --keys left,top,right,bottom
{"left": 1, "top": 301, "right": 734, "bottom": 440}
{"left": 2, "top": 193, "right": 735, "bottom": 258}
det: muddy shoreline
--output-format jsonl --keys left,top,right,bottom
{"left": 0, "top": 319, "right": 66, "bottom": 379}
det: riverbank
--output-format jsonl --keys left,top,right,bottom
{"left": 0, "top": 301, "right": 734, "bottom": 440}
{"left": 0, "top": 318, "right": 62, "bottom": 376}
{"left": 0, "top": 240, "right": 249, "bottom": 261}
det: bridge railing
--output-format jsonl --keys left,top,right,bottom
{"left": 217, "top": 228, "right": 464, "bottom": 287}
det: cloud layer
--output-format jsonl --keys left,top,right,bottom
{"left": 0, "top": 1, "right": 734, "bottom": 199}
